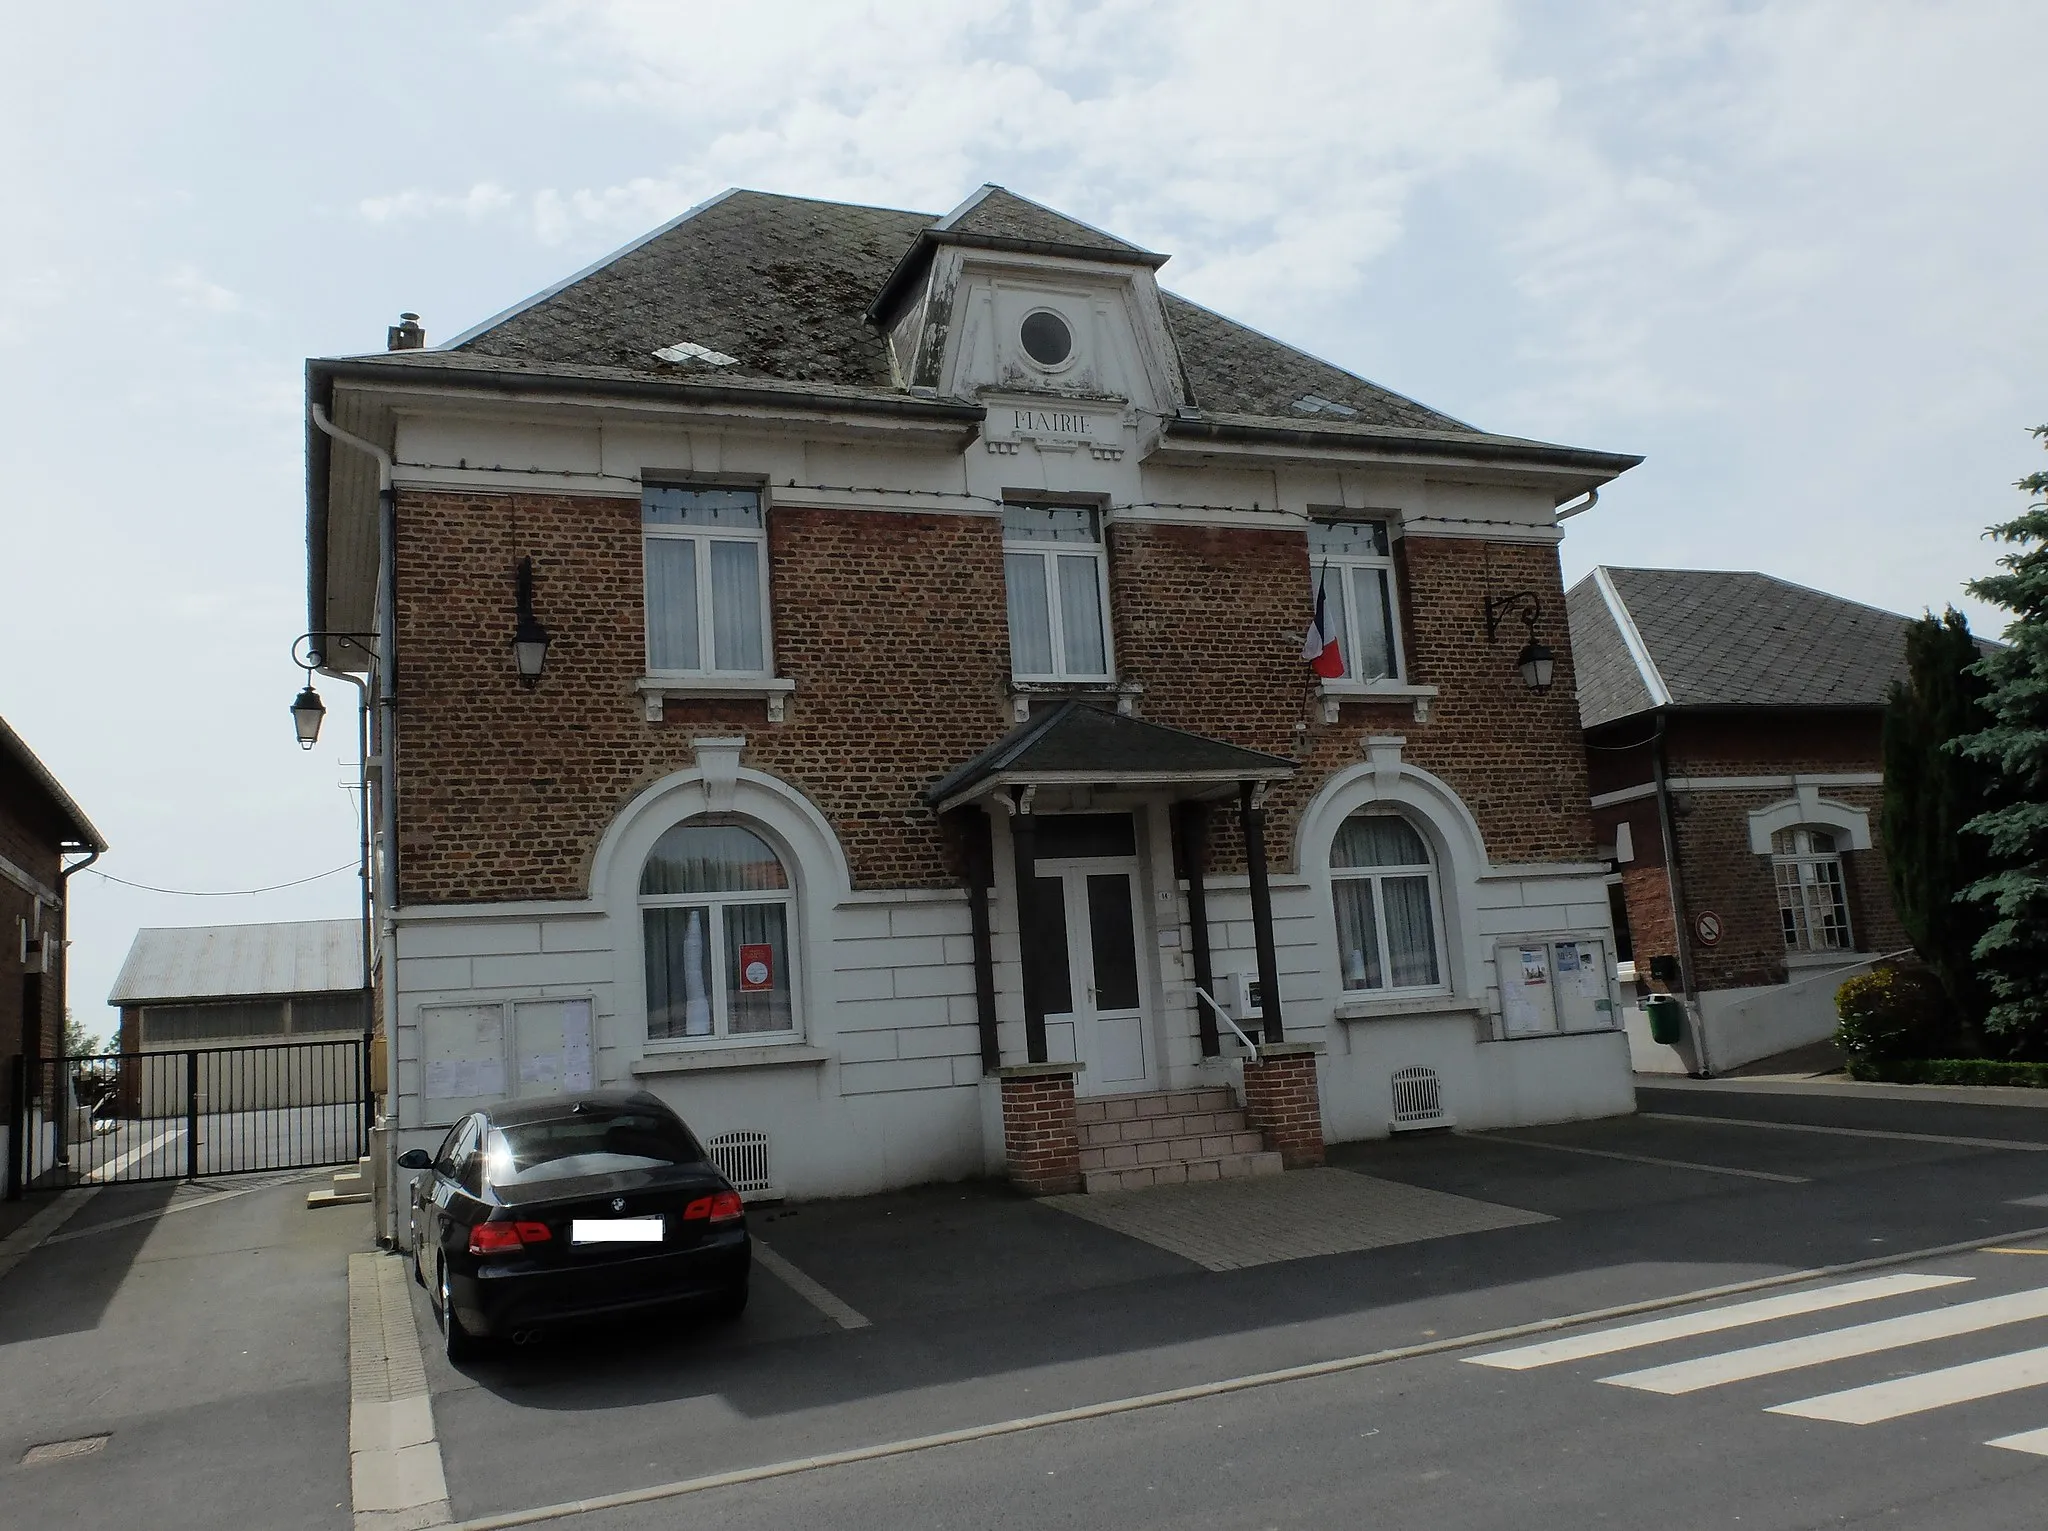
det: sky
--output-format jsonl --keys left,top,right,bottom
{"left": 3, "top": 0, "right": 2043, "bottom": 1042}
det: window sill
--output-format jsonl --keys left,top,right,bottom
{"left": 1784, "top": 949, "right": 1863, "bottom": 970}
{"left": 1318, "top": 681, "right": 1439, "bottom": 723}
{"left": 1483, "top": 1025, "right": 1624, "bottom": 1044}
{"left": 1007, "top": 678, "right": 1143, "bottom": 721}
{"left": 637, "top": 675, "right": 795, "bottom": 723}
{"left": 1334, "top": 994, "right": 1479, "bottom": 1023}
{"left": 631, "top": 1043, "right": 829, "bottom": 1077}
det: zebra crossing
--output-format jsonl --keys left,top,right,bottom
{"left": 1467, "top": 1264, "right": 2048, "bottom": 1457}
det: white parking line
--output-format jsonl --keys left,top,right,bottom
{"left": 1604, "top": 1284, "right": 2048, "bottom": 1395}
{"left": 1772, "top": 1343, "right": 2048, "bottom": 1424}
{"left": 1482, "top": 1133, "right": 1807, "bottom": 1183}
{"left": 1642, "top": 1112, "right": 2048, "bottom": 1154}
{"left": 753, "top": 1239, "right": 870, "bottom": 1330}
{"left": 0, "top": 1188, "right": 99, "bottom": 1283}
{"left": 86, "top": 1126, "right": 185, "bottom": 1183}
{"left": 1986, "top": 1424, "right": 2048, "bottom": 1456}
{"left": 1468, "top": 1273, "right": 1969, "bottom": 1370}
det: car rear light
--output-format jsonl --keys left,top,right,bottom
{"left": 683, "top": 1191, "right": 746, "bottom": 1224}
{"left": 469, "top": 1220, "right": 552, "bottom": 1255}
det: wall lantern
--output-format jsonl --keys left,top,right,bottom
{"left": 511, "top": 556, "right": 552, "bottom": 687}
{"left": 1482, "top": 590, "right": 1556, "bottom": 695}
{"left": 290, "top": 682, "right": 327, "bottom": 749}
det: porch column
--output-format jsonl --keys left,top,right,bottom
{"left": 957, "top": 808, "right": 1001, "bottom": 1073}
{"left": 1238, "top": 780, "right": 1285, "bottom": 1045}
{"left": 1176, "top": 801, "right": 1220, "bottom": 1058}
{"left": 1008, "top": 798, "right": 1049, "bottom": 1064}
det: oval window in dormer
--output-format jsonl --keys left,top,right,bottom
{"left": 1020, "top": 310, "right": 1073, "bottom": 368}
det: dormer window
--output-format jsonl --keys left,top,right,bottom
{"left": 1020, "top": 309, "right": 1073, "bottom": 369}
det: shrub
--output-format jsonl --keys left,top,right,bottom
{"left": 1834, "top": 965, "right": 1953, "bottom": 1064}
{"left": 1845, "top": 1058, "right": 2048, "bottom": 1088}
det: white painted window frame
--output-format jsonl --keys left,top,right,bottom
{"left": 1309, "top": 517, "right": 1407, "bottom": 687}
{"left": 1771, "top": 827, "right": 1855, "bottom": 955}
{"left": 1002, "top": 506, "right": 1115, "bottom": 683}
{"left": 641, "top": 497, "right": 775, "bottom": 682}
{"left": 638, "top": 838, "right": 802, "bottom": 1049}
{"left": 1328, "top": 813, "right": 1452, "bottom": 998}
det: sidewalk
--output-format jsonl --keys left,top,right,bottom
{"left": 1641, "top": 1073, "right": 2048, "bottom": 1111}
{"left": 0, "top": 1172, "right": 365, "bottom": 1530}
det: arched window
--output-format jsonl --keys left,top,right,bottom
{"left": 640, "top": 822, "right": 796, "bottom": 1041}
{"left": 1773, "top": 827, "right": 1853, "bottom": 953}
{"left": 1330, "top": 812, "right": 1445, "bottom": 992}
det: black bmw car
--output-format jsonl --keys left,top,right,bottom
{"left": 399, "top": 1090, "right": 750, "bottom": 1359}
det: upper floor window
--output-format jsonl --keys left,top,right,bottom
{"left": 643, "top": 485, "right": 769, "bottom": 677}
{"left": 641, "top": 821, "right": 796, "bottom": 1042}
{"left": 1003, "top": 504, "right": 1112, "bottom": 681}
{"left": 1773, "top": 827, "right": 1853, "bottom": 953}
{"left": 1330, "top": 812, "right": 1444, "bottom": 992}
{"left": 1309, "top": 518, "right": 1404, "bottom": 683}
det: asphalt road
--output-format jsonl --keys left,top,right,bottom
{"left": 11, "top": 1081, "right": 2048, "bottom": 1530}
{"left": 408, "top": 1082, "right": 2048, "bottom": 1530}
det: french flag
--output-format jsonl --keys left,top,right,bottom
{"left": 1302, "top": 580, "right": 1345, "bottom": 678}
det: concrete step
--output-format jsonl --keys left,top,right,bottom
{"left": 1077, "top": 1108, "right": 1250, "bottom": 1148}
{"left": 1074, "top": 1087, "right": 1237, "bottom": 1126}
{"left": 1082, "top": 1150, "right": 1284, "bottom": 1194}
{"left": 306, "top": 1188, "right": 371, "bottom": 1209}
{"left": 1078, "top": 1130, "right": 1266, "bottom": 1172}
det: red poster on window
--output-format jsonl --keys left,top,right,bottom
{"left": 738, "top": 944, "right": 774, "bottom": 992}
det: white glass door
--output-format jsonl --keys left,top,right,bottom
{"left": 1033, "top": 859, "right": 1153, "bottom": 1096}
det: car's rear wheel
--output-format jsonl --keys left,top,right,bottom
{"left": 437, "top": 1258, "right": 481, "bottom": 1362}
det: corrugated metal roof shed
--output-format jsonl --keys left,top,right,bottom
{"left": 108, "top": 919, "right": 364, "bottom": 1005}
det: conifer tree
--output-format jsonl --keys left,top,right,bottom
{"left": 1882, "top": 608, "right": 1992, "bottom": 1038}
{"left": 1960, "top": 426, "right": 2048, "bottom": 1050}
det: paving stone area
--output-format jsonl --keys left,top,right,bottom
{"left": 1045, "top": 1167, "right": 1553, "bottom": 1270}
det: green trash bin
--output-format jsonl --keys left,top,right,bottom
{"left": 1645, "top": 994, "right": 1686, "bottom": 1047}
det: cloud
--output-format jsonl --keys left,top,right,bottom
{"left": 164, "top": 263, "right": 247, "bottom": 314}
{"left": 357, "top": 180, "right": 516, "bottom": 226}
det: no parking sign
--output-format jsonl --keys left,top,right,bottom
{"left": 1694, "top": 911, "right": 1723, "bottom": 947}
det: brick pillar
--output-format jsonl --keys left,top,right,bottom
{"left": 997, "top": 1062, "right": 1084, "bottom": 1194}
{"left": 1241, "top": 1043, "right": 1325, "bottom": 1168}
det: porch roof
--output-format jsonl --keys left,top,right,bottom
{"left": 924, "top": 701, "right": 1295, "bottom": 814}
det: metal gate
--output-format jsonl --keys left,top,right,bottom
{"left": 10, "top": 1041, "right": 367, "bottom": 1188}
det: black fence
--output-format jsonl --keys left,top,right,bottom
{"left": 7, "top": 1040, "right": 367, "bottom": 1191}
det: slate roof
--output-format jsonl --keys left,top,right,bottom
{"left": 0, "top": 713, "right": 105, "bottom": 854}
{"left": 925, "top": 701, "right": 1295, "bottom": 809}
{"left": 425, "top": 186, "right": 1482, "bottom": 432}
{"left": 1567, "top": 567, "right": 1929, "bottom": 729}
{"left": 109, "top": 919, "right": 365, "bottom": 1006}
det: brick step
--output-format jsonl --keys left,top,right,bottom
{"left": 1082, "top": 1150, "right": 1284, "bottom": 1194}
{"left": 1073, "top": 1087, "right": 1237, "bottom": 1127}
{"left": 1077, "top": 1108, "right": 1249, "bottom": 1149}
{"left": 1078, "top": 1129, "right": 1266, "bottom": 1172}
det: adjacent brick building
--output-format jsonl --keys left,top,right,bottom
{"left": 1, "top": 713, "right": 105, "bottom": 1191}
{"left": 305, "top": 185, "right": 1643, "bottom": 1215}
{"left": 1567, "top": 567, "right": 1921, "bottom": 1073}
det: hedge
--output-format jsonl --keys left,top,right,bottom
{"left": 1845, "top": 1058, "right": 2048, "bottom": 1088}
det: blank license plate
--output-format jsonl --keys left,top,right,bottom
{"left": 571, "top": 1217, "right": 664, "bottom": 1244}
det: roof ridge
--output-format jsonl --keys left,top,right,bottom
{"left": 1607, "top": 565, "right": 1926, "bottom": 629}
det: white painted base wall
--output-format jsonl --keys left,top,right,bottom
{"left": 1624, "top": 962, "right": 1861, "bottom": 1076}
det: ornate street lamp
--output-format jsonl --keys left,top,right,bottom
{"left": 512, "top": 556, "right": 552, "bottom": 687}
{"left": 290, "top": 683, "right": 327, "bottom": 749}
{"left": 1483, "top": 590, "right": 1556, "bottom": 695}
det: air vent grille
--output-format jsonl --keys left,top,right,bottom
{"left": 705, "top": 1129, "right": 774, "bottom": 1194}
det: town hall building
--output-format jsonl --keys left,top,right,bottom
{"left": 302, "top": 185, "right": 1642, "bottom": 1225}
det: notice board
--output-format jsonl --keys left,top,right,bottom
{"left": 1497, "top": 938, "right": 1614, "bottom": 1037}
{"left": 418, "top": 1003, "right": 508, "bottom": 1125}
{"left": 512, "top": 998, "right": 595, "bottom": 1098}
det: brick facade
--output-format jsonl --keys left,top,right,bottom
{"left": 0, "top": 766, "right": 67, "bottom": 1065}
{"left": 393, "top": 489, "right": 1595, "bottom": 906}
{"left": 998, "top": 1066, "right": 1083, "bottom": 1194}
{"left": 1590, "top": 711, "right": 1904, "bottom": 992}
{"left": 1239, "top": 1046, "right": 1326, "bottom": 1168}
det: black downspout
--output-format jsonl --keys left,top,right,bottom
{"left": 50, "top": 843, "right": 101, "bottom": 1173}
{"left": 1650, "top": 713, "right": 1707, "bottom": 1075}
{"left": 1239, "top": 782, "right": 1285, "bottom": 1046}
{"left": 959, "top": 810, "right": 1000, "bottom": 1073}
{"left": 1177, "top": 802, "right": 1219, "bottom": 1058}
{"left": 1009, "top": 800, "right": 1048, "bottom": 1065}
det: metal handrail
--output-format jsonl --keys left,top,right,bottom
{"left": 1192, "top": 986, "right": 1260, "bottom": 1063}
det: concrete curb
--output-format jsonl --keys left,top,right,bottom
{"left": 348, "top": 1252, "right": 451, "bottom": 1530}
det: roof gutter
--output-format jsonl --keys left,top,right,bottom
{"left": 1161, "top": 416, "right": 1644, "bottom": 477}
{"left": 309, "top": 357, "right": 985, "bottom": 427}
